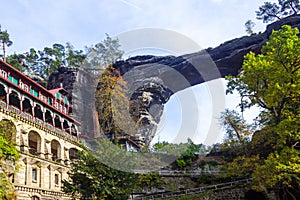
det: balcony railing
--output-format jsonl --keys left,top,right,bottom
{"left": 14, "top": 185, "right": 72, "bottom": 197}
{"left": 0, "top": 101, "right": 80, "bottom": 142}
{"left": 28, "top": 148, "right": 41, "bottom": 156}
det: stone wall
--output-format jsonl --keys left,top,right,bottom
{"left": 0, "top": 106, "right": 81, "bottom": 199}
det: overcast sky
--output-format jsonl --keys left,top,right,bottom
{"left": 1, "top": 0, "right": 272, "bottom": 145}
{"left": 2, "top": 0, "right": 276, "bottom": 53}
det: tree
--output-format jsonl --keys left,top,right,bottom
{"left": 256, "top": 0, "right": 300, "bottom": 23}
{"left": 85, "top": 34, "right": 124, "bottom": 72}
{"left": 6, "top": 43, "right": 86, "bottom": 80}
{"left": 62, "top": 150, "right": 139, "bottom": 200}
{"left": 279, "top": 0, "right": 300, "bottom": 16}
{"left": 220, "top": 109, "right": 252, "bottom": 145}
{"left": 0, "top": 25, "right": 13, "bottom": 62}
{"left": 256, "top": 2, "right": 282, "bottom": 23}
{"left": 5, "top": 53, "right": 26, "bottom": 72}
{"left": 0, "top": 120, "right": 19, "bottom": 199}
{"left": 219, "top": 109, "right": 252, "bottom": 160}
{"left": 226, "top": 25, "right": 300, "bottom": 198}
{"left": 138, "top": 172, "right": 164, "bottom": 193}
{"left": 173, "top": 140, "right": 200, "bottom": 170}
{"left": 95, "top": 65, "right": 136, "bottom": 139}
{"left": 89, "top": 34, "right": 130, "bottom": 140}
{"left": 244, "top": 20, "right": 256, "bottom": 35}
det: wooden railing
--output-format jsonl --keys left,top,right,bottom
{"left": 133, "top": 178, "right": 251, "bottom": 199}
{"left": 134, "top": 169, "right": 222, "bottom": 176}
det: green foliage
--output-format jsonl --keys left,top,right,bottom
{"left": 91, "top": 35, "right": 132, "bottom": 140}
{"left": 256, "top": 2, "right": 281, "bottom": 23}
{"left": 244, "top": 20, "right": 256, "bottom": 35}
{"left": 219, "top": 109, "right": 253, "bottom": 159}
{"left": 152, "top": 140, "right": 201, "bottom": 170}
{"left": 227, "top": 25, "right": 300, "bottom": 126}
{"left": 220, "top": 109, "right": 252, "bottom": 144}
{"left": 152, "top": 141, "right": 190, "bottom": 157}
{"left": 256, "top": 0, "right": 300, "bottom": 23}
{"left": 62, "top": 150, "right": 139, "bottom": 200}
{"left": 0, "top": 25, "right": 13, "bottom": 62}
{"left": 225, "top": 25, "right": 300, "bottom": 196}
{"left": 138, "top": 172, "right": 164, "bottom": 192}
{"left": 6, "top": 42, "right": 86, "bottom": 80}
{"left": 279, "top": 0, "right": 300, "bottom": 16}
{"left": 85, "top": 34, "right": 124, "bottom": 70}
{"left": 0, "top": 135, "right": 19, "bottom": 161}
{"left": 95, "top": 65, "right": 135, "bottom": 139}
{"left": 5, "top": 53, "right": 25, "bottom": 71}
{"left": 0, "top": 120, "right": 19, "bottom": 199}
{"left": 175, "top": 141, "right": 200, "bottom": 170}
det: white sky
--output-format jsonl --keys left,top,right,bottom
{"left": 1, "top": 0, "right": 272, "bottom": 145}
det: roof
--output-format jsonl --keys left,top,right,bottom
{"left": 0, "top": 59, "right": 79, "bottom": 124}
{"left": 118, "top": 137, "right": 141, "bottom": 149}
{"left": 0, "top": 59, "right": 55, "bottom": 97}
{"left": 48, "top": 87, "right": 68, "bottom": 95}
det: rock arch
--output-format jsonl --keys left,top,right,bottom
{"left": 47, "top": 16, "right": 300, "bottom": 143}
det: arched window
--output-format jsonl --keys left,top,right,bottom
{"left": 63, "top": 120, "right": 70, "bottom": 132}
{"left": 28, "top": 131, "right": 41, "bottom": 155}
{"left": 71, "top": 124, "right": 77, "bottom": 137}
{"left": 69, "top": 148, "right": 78, "bottom": 160}
{"left": 9, "top": 91, "right": 20, "bottom": 109}
{"left": 0, "top": 83, "right": 7, "bottom": 102}
{"left": 54, "top": 115, "right": 62, "bottom": 129}
{"left": 54, "top": 173, "right": 59, "bottom": 186}
{"left": 51, "top": 140, "right": 61, "bottom": 161}
{"left": 45, "top": 110, "right": 53, "bottom": 125}
{"left": 31, "top": 196, "right": 40, "bottom": 200}
{"left": 22, "top": 98, "right": 32, "bottom": 114}
{"left": 34, "top": 104, "right": 43, "bottom": 120}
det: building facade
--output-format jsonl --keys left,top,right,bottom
{"left": 0, "top": 60, "right": 82, "bottom": 200}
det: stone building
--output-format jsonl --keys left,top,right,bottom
{"left": 0, "top": 59, "right": 82, "bottom": 200}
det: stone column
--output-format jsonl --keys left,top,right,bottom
{"left": 56, "top": 142, "right": 64, "bottom": 164}
{"left": 25, "top": 158, "right": 30, "bottom": 186}
{"left": 39, "top": 137, "right": 45, "bottom": 159}
{"left": 32, "top": 102, "right": 36, "bottom": 117}
{"left": 60, "top": 117, "right": 64, "bottom": 130}
{"left": 20, "top": 95, "right": 24, "bottom": 112}
{"left": 14, "top": 126, "right": 22, "bottom": 151}
{"left": 68, "top": 121, "right": 72, "bottom": 134}
{"left": 44, "top": 139, "right": 52, "bottom": 160}
{"left": 41, "top": 107, "right": 46, "bottom": 123}
{"left": 6, "top": 87, "right": 10, "bottom": 107}
{"left": 21, "top": 131, "right": 29, "bottom": 153}
{"left": 39, "top": 163, "right": 47, "bottom": 189}
{"left": 64, "top": 147, "right": 70, "bottom": 165}
{"left": 52, "top": 115, "right": 56, "bottom": 128}
{"left": 48, "top": 165, "right": 52, "bottom": 190}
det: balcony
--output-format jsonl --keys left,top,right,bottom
{"left": 0, "top": 100, "right": 80, "bottom": 143}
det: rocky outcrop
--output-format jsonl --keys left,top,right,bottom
{"left": 48, "top": 16, "right": 300, "bottom": 144}
{"left": 48, "top": 67, "right": 98, "bottom": 138}
{"left": 47, "top": 67, "right": 79, "bottom": 100}
{"left": 111, "top": 15, "right": 300, "bottom": 144}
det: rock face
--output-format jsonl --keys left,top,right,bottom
{"left": 48, "top": 16, "right": 300, "bottom": 144}
{"left": 48, "top": 67, "right": 98, "bottom": 138}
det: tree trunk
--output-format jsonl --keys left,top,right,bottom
{"left": 2, "top": 41, "right": 6, "bottom": 62}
